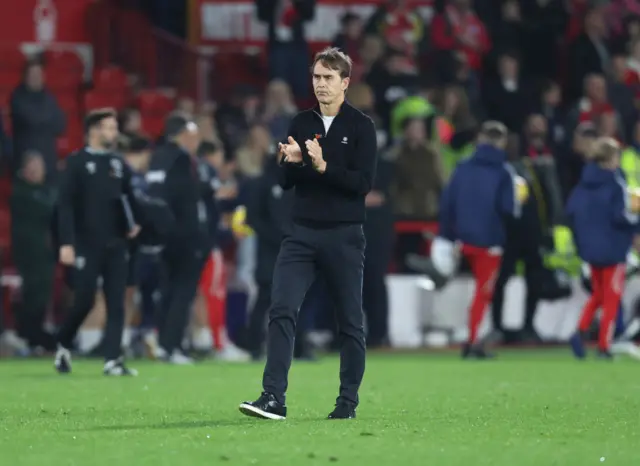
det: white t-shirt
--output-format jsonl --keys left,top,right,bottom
{"left": 322, "top": 115, "right": 335, "bottom": 134}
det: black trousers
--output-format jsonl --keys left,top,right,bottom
{"left": 57, "top": 241, "right": 128, "bottom": 361}
{"left": 362, "top": 219, "right": 393, "bottom": 347}
{"left": 13, "top": 250, "right": 55, "bottom": 349}
{"left": 491, "top": 239, "right": 544, "bottom": 332}
{"left": 248, "top": 278, "right": 319, "bottom": 359}
{"left": 157, "top": 246, "right": 205, "bottom": 354}
{"left": 262, "top": 223, "right": 366, "bottom": 407}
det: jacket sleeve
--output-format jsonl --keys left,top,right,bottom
{"left": 438, "top": 170, "right": 457, "bottom": 241}
{"left": 322, "top": 116, "right": 377, "bottom": 195}
{"left": 121, "top": 161, "right": 142, "bottom": 229}
{"left": 293, "top": 0, "right": 315, "bottom": 21}
{"left": 498, "top": 164, "right": 522, "bottom": 219}
{"left": 246, "top": 177, "right": 283, "bottom": 248}
{"left": 146, "top": 155, "right": 190, "bottom": 227}
{"left": 430, "top": 14, "right": 455, "bottom": 50}
{"left": 611, "top": 175, "right": 639, "bottom": 227}
{"left": 57, "top": 155, "right": 79, "bottom": 246}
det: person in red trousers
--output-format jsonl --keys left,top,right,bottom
{"left": 566, "top": 137, "right": 640, "bottom": 359}
{"left": 439, "top": 121, "right": 528, "bottom": 359}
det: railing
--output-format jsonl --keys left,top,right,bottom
{"left": 87, "top": 2, "right": 215, "bottom": 102}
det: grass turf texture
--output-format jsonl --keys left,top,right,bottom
{"left": 1, "top": 351, "right": 639, "bottom": 466}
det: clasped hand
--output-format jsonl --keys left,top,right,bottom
{"left": 278, "top": 136, "right": 326, "bottom": 173}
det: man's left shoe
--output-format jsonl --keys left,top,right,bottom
{"left": 327, "top": 404, "right": 356, "bottom": 420}
{"left": 461, "top": 343, "right": 496, "bottom": 360}
{"left": 103, "top": 357, "right": 139, "bottom": 376}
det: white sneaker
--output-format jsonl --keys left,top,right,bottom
{"left": 103, "top": 357, "right": 139, "bottom": 376}
{"left": 2, "top": 330, "right": 30, "bottom": 356}
{"left": 611, "top": 341, "right": 640, "bottom": 359}
{"left": 54, "top": 344, "right": 72, "bottom": 374}
{"left": 168, "top": 350, "right": 195, "bottom": 365}
{"left": 216, "top": 343, "right": 251, "bottom": 362}
{"left": 143, "top": 332, "right": 165, "bottom": 360}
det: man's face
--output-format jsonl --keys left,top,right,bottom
{"left": 25, "top": 65, "right": 44, "bottom": 91}
{"left": 205, "top": 150, "right": 224, "bottom": 171}
{"left": 98, "top": 117, "right": 119, "bottom": 149}
{"left": 313, "top": 61, "right": 348, "bottom": 105}
{"left": 24, "top": 155, "right": 45, "bottom": 184}
{"left": 345, "top": 18, "right": 362, "bottom": 39}
{"left": 405, "top": 119, "right": 426, "bottom": 143}
{"left": 544, "top": 84, "right": 561, "bottom": 106}
{"left": 499, "top": 56, "right": 518, "bottom": 79}
{"left": 586, "top": 76, "right": 606, "bottom": 101}
{"left": 183, "top": 123, "right": 201, "bottom": 155}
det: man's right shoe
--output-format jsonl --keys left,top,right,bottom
{"left": 239, "top": 392, "right": 286, "bottom": 420}
{"left": 54, "top": 344, "right": 72, "bottom": 374}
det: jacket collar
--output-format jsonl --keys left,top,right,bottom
{"left": 312, "top": 99, "right": 353, "bottom": 118}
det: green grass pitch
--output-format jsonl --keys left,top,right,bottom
{"left": 1, "top": 350, "right": 639, "bottom": 466}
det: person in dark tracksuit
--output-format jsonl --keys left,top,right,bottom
{"left": 245, "top": 153, "right": 294, "bottom": 360}
{"left": 491, "top": 161, "right": 546, "bottom": 344}
{"left": 145, "top": 114, "right": 208, "bottom": 363}
{"left": 566, "top": 138, "right": 639, "bottom": 359}
{"left": 55, "top": 108, "right": 141, "bottom": 376}
{"left": 239, "top": 48, "right": 377, "bottom": 421}
{"left": 245, "top": 152, "right": 318, "bottom": 360}
{"left": 10, "top": 151, "right": 57, "bottom": 351}
{"left": 362, "top": 156, "right": 394, "bottom": 348}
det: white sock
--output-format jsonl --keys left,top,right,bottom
{"left": 78, "top": 329, "right": 103, "bottom": 353}
{"left": 121, "top": 327, "right": 133, "bottom": 348}
{"left": 192, "top": 327, "right": 213, "bottom": 351}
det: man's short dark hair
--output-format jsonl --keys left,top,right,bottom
{"left": 129, "top": 136, "right": 151, "bottom": 153}
{"left": 197, "top": 140, "right": 220, "bottom": 158}
{"left": 84, "top": 108, "right": 117, "bottom": 134}
{"left": 311, "top": 47, "right": 353, "bottom": 79}
{"left": 164, "top": 112, "right": 195, "bottom": 139}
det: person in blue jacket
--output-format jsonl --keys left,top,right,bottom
{"left": 566, "top": 137, "right": 640, "bottom": 359}
{"left": 440, "top": 121, "right": 527, "bottom": 359}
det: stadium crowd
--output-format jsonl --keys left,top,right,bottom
{"left": 1, "top": 0, "right": 640, "bottom": 360}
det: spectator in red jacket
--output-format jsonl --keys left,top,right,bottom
{"left": 576, "top": 74, "right": 616, "bottom": 124}
{"left": 430, "top": 0, "right": 490, "bottom": 71}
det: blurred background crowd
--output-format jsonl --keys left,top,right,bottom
{"left": 1, "top": 0, "right": 640, "bottom": 359}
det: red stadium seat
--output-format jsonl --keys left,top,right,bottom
{"left": 135, "top": 90, "right": 174, "bottom": 114}
{"left": 93, "top": 66, "right": 128, "bottom": 92}
{"left": 141, "top": 115, "right": 166, "bottom": 139}
{"left": 56, "top": 92, "right": 81, "bottom": 114}
{"left": 46, "top": 70, "right": 83, "bottom": 92}
{"left": 57, "top": 116, "right": 84, "bottom": 156}
{"left": 83, "top": 89, "right": 126, "bottom": 111}
{"left": 0, "top": 208, "right": 10, "bottom": 249}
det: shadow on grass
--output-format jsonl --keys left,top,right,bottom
{"left": 13, "top": 373, "right": 107, "bottom": 380}
{"left": 78, "top": 417, "right": 326, "bottom": 432}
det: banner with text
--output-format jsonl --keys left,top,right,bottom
{"left": 198, "top": 0, "right": 434, "bottom": 47}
